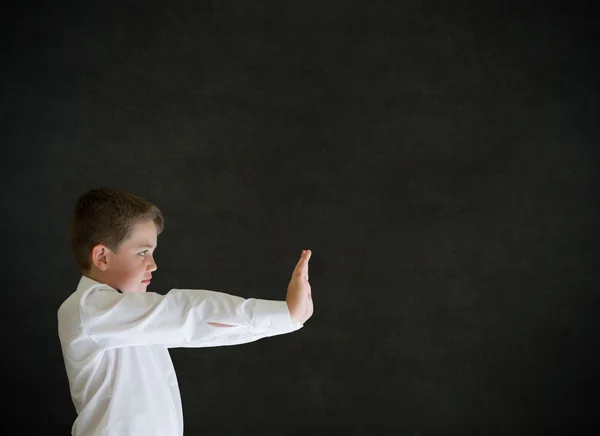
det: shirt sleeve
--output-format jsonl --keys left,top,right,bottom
{"left": 79, "top": 286, "right": 303, "bottom": 350}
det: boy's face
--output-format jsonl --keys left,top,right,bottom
{"left": 89, "top": 219, "right": 158, "bottom": 294}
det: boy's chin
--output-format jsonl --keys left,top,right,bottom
{"left": 120, "top": 284, "right": 148, "bottom": 294}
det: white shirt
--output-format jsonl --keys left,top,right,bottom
{"left": 57, "top": 275, "right": 302, "bottom": 436}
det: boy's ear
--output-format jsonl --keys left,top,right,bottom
{"left": 91, "top": 244, "right": 110, "bottom": 272}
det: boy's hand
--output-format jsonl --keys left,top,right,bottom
{"left": 286, "top": 250, "right": 314, "bottom": 325}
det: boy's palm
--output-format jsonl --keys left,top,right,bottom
{"left": 286, "top": 250, "right": 313, "bottom": 324}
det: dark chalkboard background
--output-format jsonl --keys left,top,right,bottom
{"left": 3, "top": 1, "right": 598, "bottom": 434}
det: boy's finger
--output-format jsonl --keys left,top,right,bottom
{"left": 294, "top": 250, "right": 311, "bottom": 276}
{"left": 296, "top": 250, "right": 310, "bottom": 265}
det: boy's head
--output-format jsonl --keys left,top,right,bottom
{"left": 68, "top": 187, "right": 164, "bottom": 293}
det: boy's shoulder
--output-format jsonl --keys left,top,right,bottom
{"left": 57, "top": 275, "right": 113, "bottom": 319}
{"left": 57, "top": 275, "right": 122, "bottom": 347}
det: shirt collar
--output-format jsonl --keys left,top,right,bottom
{"left": 77, "top": 275, "right": 123, "bottom": 293}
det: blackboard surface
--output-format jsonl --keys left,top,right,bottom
{"left": 3, "top": 1, "right": 598, "bottom": 434}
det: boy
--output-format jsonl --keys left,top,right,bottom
{"left": 57, "top": 187, "right": 313, "bottom": 436}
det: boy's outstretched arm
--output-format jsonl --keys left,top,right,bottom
{"left": 76, "top": 250, "right": 314, "bottom": 349}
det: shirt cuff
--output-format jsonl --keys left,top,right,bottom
{"left": 252, "top": 299, "right": 304, "bottom": 333}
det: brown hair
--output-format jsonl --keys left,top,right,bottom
{"left": 68, "top": 187, "right": 164, "bottom": 274}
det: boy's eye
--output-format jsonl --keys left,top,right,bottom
{"left": 140, "top": 250, "right": 147, "bottom": 256}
